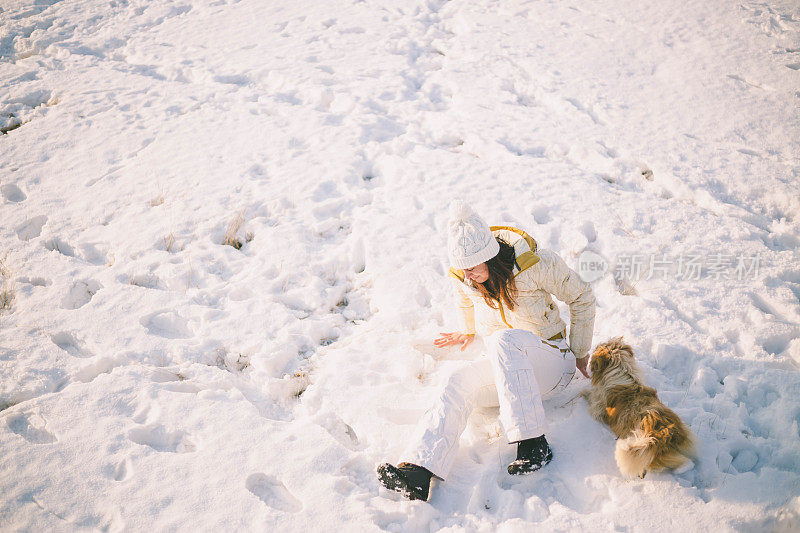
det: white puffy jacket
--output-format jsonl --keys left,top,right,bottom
{"left": 449, "top": 226, "right": 596, "bottom": 359}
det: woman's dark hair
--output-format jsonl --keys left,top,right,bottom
{"left": 475, "top": 237, "right": 517, "bottom": 310}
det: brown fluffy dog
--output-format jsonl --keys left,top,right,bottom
{"left": 582, "top": 337, "right": 694, "bottom": 478}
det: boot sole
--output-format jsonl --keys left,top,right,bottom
{"left": 377, "top": 463, "right": 428, "bottom": 501}
{"left": 507, "top": 451, "right": 553, "bottom": 475}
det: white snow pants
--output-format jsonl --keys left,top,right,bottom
{"left": 400, "top": 329, "right": 575, "bottom": 480}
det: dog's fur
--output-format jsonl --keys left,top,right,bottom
{"left": 582, "top": 337, "right": 694, "bottom": 478}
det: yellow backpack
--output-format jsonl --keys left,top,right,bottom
{"left": 448, "top": 226, "right": 540, "bottom": 282}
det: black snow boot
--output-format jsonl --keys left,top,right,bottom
{"left": 507, "top": 434, "right": 553, "bottom": 475}
{"left": 377, "top": 462, "right": 433, "bottom": 501}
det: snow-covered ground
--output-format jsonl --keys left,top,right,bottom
{"left": 2, "top": 0, "right": 799, "bottom": 530}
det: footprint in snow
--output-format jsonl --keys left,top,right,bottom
{"left": 16, "top": 215, "right": 47, "bottom": 240}
{"left": 246, "top": 473, "right": 303, "bottom": 513}
{"left": 44, "top": 237, "right": 75, "bottom": 257}
{"left": 140, "top": 310, "right": 194, "bottom": 338}
{"left": 213, "top": 73, "right": 251, "bottom": 86}
{"left": 131, "top": 401, "right": 160, "bottom": 425}
{"left": 310, "top": 179, "right": 340, "bottom": 202}
{"left": 128, "top": 424, "right": 196, "bottom": 453}
{"left": 730, "top": 447, "right": 760, "bottom": 473}
{"left": 74, "top": 356, "right": 122, "bottom": 383}
{"left": 1, "top": 183, "right": 26, "bottom": 203}
{"left": 247, "top": 163, "right": 267, "bottom": 180}
{"left": 50, "top": 331, "right": 94, "bottom": 358}
{"left": 18, "top": 276, "right": 50, "bottom": 287}
{"left": 565, "top": 97, "right": 602, "bottom": 125}
{"left": 581, "top": 221, "right": 597, "bottom": 243}
{"left": 61, "top": 279, "right": 102, "bottom": 309}
{"left": 80, "top": 242, "right": 112, "bottom": 265}
{"left": 761, "top": 330, "right": 800, "bottom": 356}
{"left": 107, "top": 456, "right": 134, "bottom": 482}
{"left": 124, "top": 273, "right": 162, "bottom": 290}
{"left": 532, "top": 205, "right": 552, "bottom": 225}
{"left": 749, "top": 292, "right": 782, "bottom": 317}
{"left": 7, "top": 412, "right": 57, "bottom": 444}
{"left": 314, "top": 412, "right": 360, "bottom": 450}
{"left": 498, "top": 138, "right": 547, "bottom": 158}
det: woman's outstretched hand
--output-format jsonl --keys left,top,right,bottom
{"left": 576, "top": 356, "right": 590, "bottom": 379}
{"left": 434, "top": 332, "right": 475, "bottom": 351}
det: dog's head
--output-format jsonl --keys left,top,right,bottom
{"left": 590, "top": 337, "right": 640, "bottom": 385}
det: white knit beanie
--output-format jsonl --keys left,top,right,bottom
{"left": 447, "top": 200, "right": 499, "bottom": 269}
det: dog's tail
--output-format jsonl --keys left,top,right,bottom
{"left": 615, "top": 412, "right": 694, "bottom": 478}
{"left": 615, "top": 429, "right": 657, "bottom": 478}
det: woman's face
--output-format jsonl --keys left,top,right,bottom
{"left": 463, "top": 262, "right": 489, "bottom": 284}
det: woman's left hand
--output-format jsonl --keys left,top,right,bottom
{"left": 434, "top": 332, "right": 475, "bottom": 351}
{"left": 575, "top": 356, "right": 590, "bottom": 379}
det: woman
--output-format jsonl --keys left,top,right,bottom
{"left": 377, "top": 201, "right": 595, "bottom": 501}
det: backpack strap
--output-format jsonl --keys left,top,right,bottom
{"left": 489, "top": 225, "right": 538, "bottom": 252}
{"left": 514, "top": 250, "right": 540, "bottom": 274}
{"left": 490, "top": 226, "right": 540, "bottom": 275}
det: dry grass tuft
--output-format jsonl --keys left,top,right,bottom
{"left": 149, "top": 184, "right": 165, "bottom": 207}
{"left": 292, "top": 370, "right": 309, "bottom": 397}
{"left": 0, "top": 259, "right": 14, "bottom": 311}
{"left": 186, "top": 258, "right": 199, "bottom": 290}
{"left": 222, "top": 211, "right": 246, "bottom": 250}
{"left": 163, "top": 233, "right": 175, "bottom": 252}
{"left": 234, "top": 354, "right": 250, "bottom": 371}
{"left": 0, "top": 286, "right": 13, "bottom": 310}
